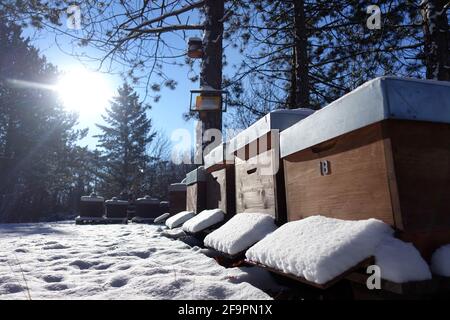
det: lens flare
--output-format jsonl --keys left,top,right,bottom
{"left": 56, "top": 68, "right": 113, "bottom": 114}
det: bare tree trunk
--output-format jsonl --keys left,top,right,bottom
{"left": 288, "top": 46, "right": 297, "bottom": 109}
{"left": 422, "top": 0, "right": 450, "bottom": 81}
{"left": 293, "top": 0, "right": 310, "bottom": 108}
{"left": 198, "top": 0, "right": 224, "bottom": 162}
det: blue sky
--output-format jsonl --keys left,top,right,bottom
{"left": 24, "top": 17, "right": 213, "bottom": 151}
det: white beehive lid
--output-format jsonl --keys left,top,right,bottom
{"left": 229, "top": 108, "right": 315, "bottom": 154}
{"left": 280, "top": 77, "right": 450, "bottom": 158}
{"left": 105, "top": 197, "right": 128, "bottom": 204}
{"left": 136, "top": 195, "right": 159, "bottom": 204}
{"left": 204, "top": 142, "right": 234, "bottom": 170}
{"left": 185, "top": 166, "right": 206, "bottom": 185}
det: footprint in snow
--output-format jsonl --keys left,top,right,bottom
{"left": 14, "top": 248, "right": 28, "bottom": 253}
{"left": 43, "top": 243, "right": 69, "bottom": 250}
{"left": 129, "top": 250, "right": 153, "bottom": 259}
{"left": 69, "top": 260, "right": 93, "bottom": 270}
{"left": 109, "top": 276, "right": 128, "bottom": 288}
{"left": 51, "top": 254, "right": 69, "bottom": 261}
{"left": 42, "top": 274, "right": 64, "bottom": 283}
{"left": 0, "top": 282, "right": 24, "bottom": 294}
{"left": 94, "top": 263, "right": 113, "bottom": 270}
{"left": 45, "top": 283, "right": 69, "bottom": 291}
{"left": 44, "top": 241, "right": 58, "bottom": 245}
{"left": 116, "top": 264, "right": 132, "bottom": 271}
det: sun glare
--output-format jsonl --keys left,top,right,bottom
{"left": 56, "top": 68, "right": 113, "bottom": 114}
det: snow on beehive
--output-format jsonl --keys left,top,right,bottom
{"left": 165, "top": 211, "right": 195, "bottom": 229}
{"left": 204, "top": 213, "right": 277, "bottom": 256}
{"left": 182, "top": 209, "right": 224, "bottom": 233}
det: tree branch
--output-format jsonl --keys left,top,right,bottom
{"left": 125, "top": 24, "right": 204, "bottom": 38}
{"left": 125, "top": 0, "right": 205, "bottom": 31}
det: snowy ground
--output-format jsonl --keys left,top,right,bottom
{"left": 0, "top": 222, "right": 276, "bottom": 300}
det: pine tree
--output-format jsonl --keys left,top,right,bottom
{"left": 0, "top": 18, "right": 86, "bottom": 222}
{"left": 225, "top": 0, "right": 428, "bottom": 128}
{"left": 95, "top": 83, "right": 155, "bottom": 199}
{"left": 421, "top": 0, "right": 450, "bottom": 80}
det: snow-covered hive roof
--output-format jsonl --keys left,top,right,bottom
{"left": 165, "top": 210, "right": 195, "bottom": 229}
{"left": 182, "top": 209, "right": 225, "bottom": 233}
{"left": 80, "top": 194, "right": 104, "bottom": 202}
{"left": 105, "top": 197, "right": 128, "bottom": 204}
{"left": 229, "top": 108, "right": 315, "bottom": 154}
{"left": 280, "top": 77, "right": 450, "bottom": 158}
{"left": 204, "top": 142, "right": 234, "bottom": 170}
{"left": 154, "top": 212, "right": 171, "bottom": 224}
{"left": 246, "top": 215, "right": 432, "bottom": 285}
{"left": 135, "top": 195, "right": 159, "bottom": 204}
{"left": 204, "top": 212, "right": 277, "bottom": 256}
{"left": 431, "top": 244, "right": 450, "bottom": 277}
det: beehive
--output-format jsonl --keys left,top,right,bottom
{"left": 134, "top": 195, "right": 161, "bottom": 220}
{"left": 204, "top": 142, "right": 235, "bottom": 216}
{"left": 105, "top": 197, "right": 128, "bottom": 218}
{"left": 229, "top": 108, "right": 314, "bottom": 224}
{"left": 280, "top": 77, "right": 450, "bottom": 259}
{"left": 185, "top": 166, "right": 207, "bottom": 213}
{"left": 79, "top": 193, "right": 104, "bottom": 218}
{"left": 168, "top": 183, "right": 187, "bottom": 214}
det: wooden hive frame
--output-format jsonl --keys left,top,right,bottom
{"left": 229, "top": 109, "right": 314, "bottom": 224}
{"left": 185, "top": 167, "right": 207, "bottom": 213}
{"left": 168, "top": 183, "right": 187, "bottom": 214}
{"left": 204, "top": 142, "right": 236, "bottom": 218}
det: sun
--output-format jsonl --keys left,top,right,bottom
{"left": 56, "top": 68, "right": 113, "bottom": 114}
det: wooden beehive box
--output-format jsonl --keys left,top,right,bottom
{"left": 135, "top": 195, "right": 161, "bottom": 219}
{"left": 280, "top": 77, "right": 450, "bottom": 259}
{"left": 185, "top": 167, "right": 207, "bottom": 213}
{"left": 168, "top": 183, "right": 187, "bottom": 214}
{"left": 229, "top": 109, "right": 315, "bottom": 224}
{"left": 105, "top": 197, "right": 128, "bottom": 218}
{"left": 204, "top": 142, "right": 236, "bottom": 216}
{"left": 79, "top": 194, "right": 104, "bottom": 218}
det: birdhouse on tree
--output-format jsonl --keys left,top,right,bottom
{"left": 190, "top": 87, "right": 227, "bottom": 112}
{"left": 187, "top": 37, "right": 203, "bottom": 59}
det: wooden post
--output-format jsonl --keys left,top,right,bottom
{"left": 198, "top": 0, "right": 224, "bottom": 163}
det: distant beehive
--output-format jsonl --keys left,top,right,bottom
{"left": 79, "top": 193, "right": 104, "bottom": 218}
{"left": 134, "top": 195, "right": 161, "bottom": 220}
{"left": 204, "top": 142, "right": 236, "bottom": 217}
{"left": 168, "top": 183, "right": 187, "bottom": 214}
{"left": 105, "top": 197, "right": 128, "bottom": 218}
{"left": 159, "top": 201, "right": 170, "bottom": 213}
{"left": 229, "top": 108, "right": 314, "bottom": 224}
{"left": 185, "top": 167, "right": 207, "bottom": 214}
